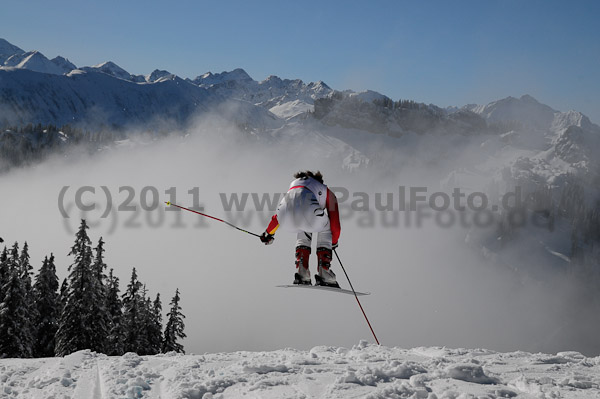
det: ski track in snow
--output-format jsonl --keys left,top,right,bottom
{"left": 1, "top": 342, "right": 600, "bottom": 398}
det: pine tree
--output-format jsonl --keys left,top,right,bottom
{"left": 135, "top": 285, "right": 151, "bottom": 355}
{"left": 162, "top": 289, "right": 186, "bottom": 354}
{"left": 56, "top": 221, "right": 93, "bottom": 355}
{"left": 90, "top": 238, "right": 110, "bottom": 352}
{"left": 0, "top": 243, "right": 34, "bottom": 357}
{"left": 122, "top": 267, "right": 143, "bottom": 353}
{"left": 147, "top": 293, "right": 163, "bottom": 355}
{"left": 55, "top": 220, "right": 108, "bottom": 355}
{"left": 105, "top": 269, "right": 125, "bottom": 356}
{"left": 93, "top": 238, "right": 107, "bottom": 282}
{"left": 19, "top": 242, "right": 38, "bottom": 350}
{"left": 0, "top": 247, "right": 8, "bottom": 301}
{"left": 57, "top": 278, "right": 68, "bottom": 313}
{"left": 19, "top": 242, "right": 33, "bottom": 291}
{"left": 138, "top": 289, "right": 163, "bottom": 355}
{"left": 33, "top": 254, "right": 59, "bottom": 357}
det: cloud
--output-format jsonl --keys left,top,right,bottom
{"left": 1, "top": 111, "right": 598, "bottom": 355}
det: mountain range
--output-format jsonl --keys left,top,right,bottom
{"left": 1, "top": 37, "right": 599, "bottom": 181}
{"left": 1, "top": 38, "right": 598, "bottom": 135}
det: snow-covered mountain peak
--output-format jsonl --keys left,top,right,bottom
{"left": 348, "top": 89, "right": 388, "bottom": 103}
{"left": 307, "top": 80, "right": 332, "bottom": 94}
{"left": 187, "top": 69, "right": 335, "bottom": 119}
{"left": 193, "top": 68, "right": 253, "bottom": 86}
{"left": 0, "top": 38, "right": 24, "bottom": 53}
{"left": 465, "top": 94, "right": 557, "bottom": 130}
{"left": 260, "top": 75, "right": 305, "bottom": 91}
{"left": 85, "top": 61, "right": 132, "bottom": 81}
{"left": 224, "top": 67, "right": 252, "bottom": 81}
{"left": 50, "top": 56, "right": 77, "bottom": 73}
{"left": 0, "top": 38, "right": 24, "bottom": 64}
{"left": 93, "top": 61, "right": 120, "bottom": 69}
{"left": 445, "top": 105, "right": 461, "bottom": 114}
{"left": 3, "top": 50, "right": 67, "bottom": 75}
{"left": 552, "top": 124, "right": 600, "bottom": 168}
{"left": 145, "top": 69, "right": 174, "bottom": 83}
{"left": 262, "top": 74, "right": 285, "bottom": 85}
{"left": 463, "top": 94, "right": 599, "bottom": 145}
{"left": 519, "top": 93, "right": 540, "bottom": 103}
{"left": 552, "top": 109, "right": 595, "bottom": 132}
{"left": 0, "top": 41, "right": 73, "bottom": 75}
{"left": 488, "top": 94, "right": 554, "bottom": 113}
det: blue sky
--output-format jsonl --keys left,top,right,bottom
{"left": 3, "top": 0, "right": 600, "bottom": 122}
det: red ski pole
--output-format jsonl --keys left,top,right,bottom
{"left": 165, "top": 201, "right": 261, "bottom": 238}
{"left": 334, "top": 249, "right": 380, "bottom": 345}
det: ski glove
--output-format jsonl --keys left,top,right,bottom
{"left": 260, "top": 231, "right": 275, "bottom": 245}
{"left": 332, "top": 242, "right": 338, "bottom": 250}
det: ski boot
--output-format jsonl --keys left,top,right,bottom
{"left": 315, "top": 247, "right": 340, "bottom": 288}
{"left": 293, "top": 245, "right": 312, "bottom": 285}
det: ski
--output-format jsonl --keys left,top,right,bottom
{"left": 276, "top": 284, "right": 370, "bottom": 296}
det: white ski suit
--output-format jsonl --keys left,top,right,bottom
{"left": 265, "top": 176, "right": 341, "bottom": 249}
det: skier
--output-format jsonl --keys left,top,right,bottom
{"left": 260, "top": 171, "right": 341, "bottom": 287}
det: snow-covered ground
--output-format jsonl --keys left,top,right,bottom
{"left": 2, "top": 342, "right": 599, "bottom": 398}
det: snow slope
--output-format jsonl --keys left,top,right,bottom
{"left": 1, "top": 343, "right": 599, "bottom": 398}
